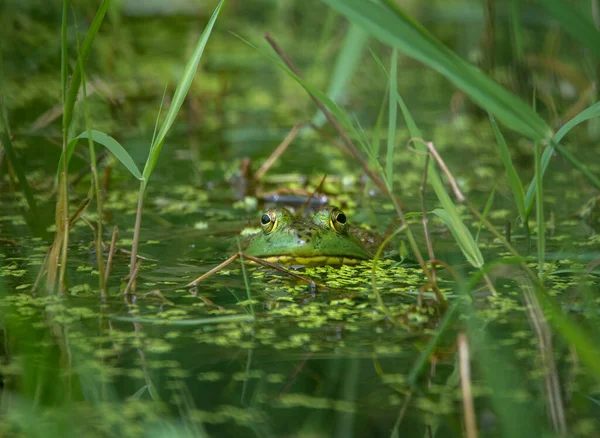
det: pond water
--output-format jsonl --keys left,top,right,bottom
{"left": 1, "top": 1, "right": 600, "bottom": 437}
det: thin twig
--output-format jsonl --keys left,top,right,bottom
{"left": 255, "top": 121, "right": 308, "bottom": 180}
{"left": 104, "top": 226, "right": 119, "bottom": 290}
{"left": 123, "top": 258, "right": 142, "bottom": 296}
{"left": 419, "top": 153, "right": 436, "bottom": 289}
{"left": 409, "top": 138, "right": 466, "bottom": 203}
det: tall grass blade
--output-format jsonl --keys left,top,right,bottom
{"left": 0, "top": 108, "right": 38, "bottom": 220}
{"left": 370, "top": 81, "right": 388, "bottom": 161}
{"left": 534, "top": 139, "right": 545, "bottom": 277}
{"left": 129, "top": 0, "right": 224, "bottom": 282}
{"left": 537, "top": 0, "right": 600, "bottom": 59}
{"left": 386, "top": 50, "right": 398, "bottom": 187}
{"left": 475, "top": 186, "right": 496, "bottom": 243}
{"left": 373, "top": 53, "right": 484, "bottom": 268}
{"left": 56, "top": 0, "right": 71, "bottom": 293}
{"left": 489, "top": 114, "right": 526, "bottom": 219}
{"left": 431, "top": 209, "right": 484, "bottom": 268}
{"left": 63, "top": 0, "right": 111, "bottom": 135}
{"left": 60, "top": 0, "right": 68, "bottom": 109}
{"left": 321, "top": 0, "right": 552, "bottom": 140}
{"left": 142, "top": 0, "right": 224, "bottom": 184}
{"left": 75, "top": 14, "right": 106, "bottom": 296}
{"left": 509, "top": 0, "right": 524, "bottom": 60}
{"left": 235, "top": 33, "right": 370, "bottom": 154}
{"left": 64, "top": 130, "right": 143, "bottom": 180}
{"left": 525, "top": 101, "right": 600, "bottom": 215}
{"left": 312, "top": 23, "right": 367, "bottom": 128}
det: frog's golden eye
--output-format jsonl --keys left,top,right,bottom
{"left": 261, "top": 211, "right": 278, "bottom": 233}
{"left": 330, "top": 208, "right": 347, "bottom": 233}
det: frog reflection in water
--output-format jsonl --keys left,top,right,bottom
{"left": 243, "top": 206, "right": 382, "bottom": 266}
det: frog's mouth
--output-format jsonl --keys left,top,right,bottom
{"left": 261, "top": 255, "right": 367, "bottom": 266}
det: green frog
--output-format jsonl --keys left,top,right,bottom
{"left": 242, "top": 206, "right": 382, "bottom": 266}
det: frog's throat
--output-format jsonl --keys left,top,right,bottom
{"left": 260, "top": 255, "right": 366, "bottom": 266}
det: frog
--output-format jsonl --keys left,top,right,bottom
{"left": 242, "top": 206, "right": 382, "bottom": 266}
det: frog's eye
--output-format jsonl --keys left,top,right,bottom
{"left": 261, "top": 211, "right": 278, "bottom": 233}
{"left": 330, "top": 208, "right": 347, "bottom": 233}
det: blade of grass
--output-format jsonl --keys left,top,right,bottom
{"left": 0, "top": 107, "right": 38, "bottom": 221}
{"left": 63, "top": 130, "right": 143, "bottom": 180}
{"left": 509, "top": 0, "right": 524, "bottom": 61}
{"left": 370, "top": 80, "right": 388, "bottom": 162}
{"left": 321, "top": 0, "right": 552, "bottom": 141}
{"left": 372, "top": 51, "right": 484, "bottom": 269}
{"left": 535, "top": 138, "right": 545, "bottom": 278}
{"left": 128, "top": 0, "right": 224, "bottom": 283}
{"left": 56, "top": 0, "right": 71, "bottom": 293}
{"left": 386, "top": 49, "right": 398, "bottom": 187}
{"left": 537, "top": 0, "right": 600, "bottom": 59}
{"left": 63, "top": 0, "right": 111, "bottom": 135}
{"left": 312, "top": 23, "right": 367, "bottom": 128}
{"left": 525, "top": 101, "right": 600, "bottom": 215}
{"left": 475, "top": 186, "right": 495, "bottom": 243}
{"left": 74, "top": 12, "right": 106, "bottom": 297}
{"left": 142, "top": 0, "right": 224, "bottom": 184}
{"left": 489, "top": 114, "right": 526, "bottom": 219}
{"left": 431, "top": 209, "right": 484, "bottom": 268}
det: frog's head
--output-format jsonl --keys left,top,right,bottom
{"left": 243, "top": 206, "right": 372, "bottom": 265}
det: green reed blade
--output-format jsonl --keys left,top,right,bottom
{"left": 142, "top": 0, "right": 224, "bottom": 184}
{"left": 525, "top": 102, "right": 600, "bottom": 215}
{"left": 235, "top": 33, "right": 368, "bottom": 151}
{"left": 370, "top": 80, "right": 388, "bottom": 161}
{"left": 64, "top": 130, "right": 143, "bottom": 180}
{"left": 534, "top": 139, "right": 545, "bottom": 278}
{"left": 63, "top": 0, "right": 111, "bottom": 138}
{"left": 537, "top": 0, "right": 600, "bottom": 59}
{"left": 475, "top": 186, "right": 496, "bottom": 243}
{"left": 432, "top": 209, "right": 484, "bottom": 268}
{"left": 321, "top": 0, "right": 552, "bottom": 141}
{"left": 509, "top": 0, "right": 524, "bottom": 60}
{"left": 312, "top": 23, "right": 367, "bottom": 128}
{"left": 373, "top": 51, "right": 484, "bottom": 269}
{"left": 60, "top": 0, "right": 68, "bottom": 110}
{"left": 0, "top": 108, "right": 38, "bottom": 219}
{"left": 490, "top": 114, "right": 526, "bottom": 219}
{"left": 385, "top": 50, "right": 398, "bottom": 187}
